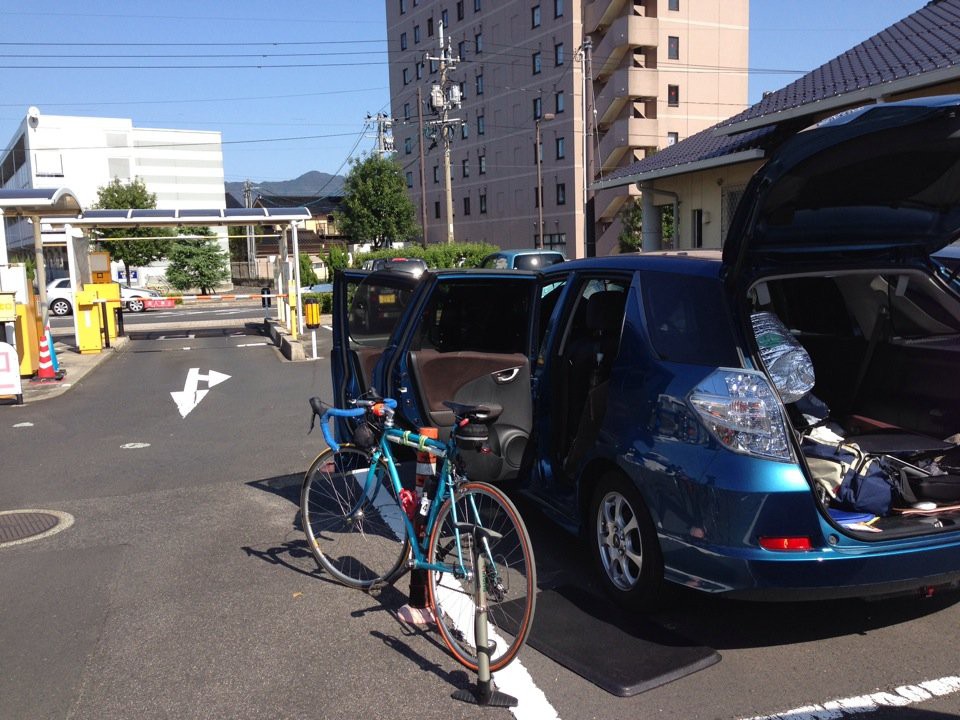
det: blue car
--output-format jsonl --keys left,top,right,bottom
{"left": 331, "top": 97, "right": 960, "bottom": 609}
{"left": 480, "top": 248, "right": 566, "bottom": 270}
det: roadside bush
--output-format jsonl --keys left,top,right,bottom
{"left": 354, "top": 242, "right": 498, "bottom": 270}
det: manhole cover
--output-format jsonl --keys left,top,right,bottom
{"left": 0, "top": 510, "right": 73, "bottom": 547}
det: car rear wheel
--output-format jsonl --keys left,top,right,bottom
{"left": 50, "top": 299, "right": 72, "bottom": 316}
{"left": 126, "top": 298, "right": 145, "bottom": 313}
{"left": 588, "top": 471, "right": 665, "bottom": 611}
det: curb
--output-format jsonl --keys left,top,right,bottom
{"left": 264, "top": 319, "right": 305, "bottom": 361}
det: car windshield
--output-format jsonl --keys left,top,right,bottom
{"left": 513, "top": 253, "right": 564, "bottom": 270}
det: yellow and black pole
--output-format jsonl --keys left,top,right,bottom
{"left": 304, "top": 297, "right": 321, "bottom": 360}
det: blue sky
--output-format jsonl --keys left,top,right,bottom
{"left": 0, "top": 1, "right": 927, "bottom": 186}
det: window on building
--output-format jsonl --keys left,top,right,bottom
{"left": 403, "top": 67, "right": 410, "bottom": 85}
{"left": 532, "top": 51, "right": 541, "bottom": 75}
{"left": 461, "top": 122, "right": 469, "bottom": 139}
{"left": 477, "top": 114, "right": 485, "bottom": 134}
{"left": 556, "top": 136, "right": 565, "bottom": 159}
{"left": 406, "top": 172, "right": 413, "bottom": 188}
{"left": 531, "top": 5, "right": 541, "bottom": 27}
{"left": 668, "top": 36, "right": 679, "bottom": 60}
{"left": 400, "top": 0, "right": 406, "bottom": 13}
{"left": 416, "top": 60, "right": 424, "bottom": 79}
{"left": 401, "top": 32, "right": 408, "bottom": 50}
{"left": 459, "top": 80, "right": 466, "bottom": 100}
{"left": 474, "top": 0, "right": 481, "bottom": 10}
{"left": 554, "top": 92, "right": 564, "bottom": 115}
{"left": 433, "top": 165, "right": 440, "bottom": 183}
{"left": 556, "top": 182, "right": 566, "bottom": 205}
{"left": 668, "top": 84, "right": 680, "bottom": 107}
{"left": 691, "top": 208, "right": 703, "bottom": 248}
{"left": 533, "top": 96, "right": 542, "bottom": 119}
{"left": 458, "top": 40, "right": 467, "bottom": 58}
{"left": 463, "top": 158, "right": 470, "bottom": 177}
{"left": 479, "top": 192, "right": 487, "bottom": 214}
{"left": 404, "top": 103, "right": 411, "bottom": 121}
{"left": 475, "top": 72, "right": 484, "bottom": 95}
{"left": 475, "top": 32, "right": 483, "bottom": 53}
{"left": 534, "top": 185, "right": 541, "bottom": 209}
{"left": 435, "top": 201, "right": 441, "bottom": 219}
{"left": 404, "top": 137, "right": 413, "bottom": 154}
{"left": 457, "top": 0, "right": 464, "bottom": 20}
{"left": 441, "top": 9, "right": 449, "bottom": 27}
{"left": 555, "top": 43, "right": 564, "bottom": 66}
{"left": 463, "top": 196, "right": 471, "bottom": 215}
{"left": 667, "top": 131, "right": 679, "bottom": 146}
{"left": 430, "top": 58, "right": 439, "bottom": 73}
{"left": 554, "top": 0, "right": 563, "bottom": 17}
{"left": 479, "top": 154, "right": 487, "bottom": 174}
{"left": 414, "top": 25, "right": 421, "bottom": 43}
{"left": 428, "top": 17, "right": 434, "bottom": 35}
{"left": 669, "top": 0, "right": 679, "bottom": 10}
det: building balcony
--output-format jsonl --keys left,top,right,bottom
{"left": 595, "top": 67, "right": 659, "bottom": 128}
{"left": 598, "top": 116, "right": 658, "bottom": 172}
{"left": 592, "top": 15, "right": 659, "bottom": 81}
{"left": 584, "top": 0, "right": 630, "bottom": 34}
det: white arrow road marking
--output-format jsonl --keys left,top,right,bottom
{"left": 121, "top": 442, "right": 151, "bottom": 449}
{"left": 170, "top": 368, "right": 231, "bottom": 418}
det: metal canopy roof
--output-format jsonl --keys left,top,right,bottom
{"left": 0, "top": 187, "right": 82, "bottom": 216}
{"left": 41, "top": 206, "right": 311, "bottom": 228}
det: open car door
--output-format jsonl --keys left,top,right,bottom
{"left": 331, "top": 268, "right": 423, "bottom": 436}
{"left": 381, "top": 271, "right": 541, "bottom": 483}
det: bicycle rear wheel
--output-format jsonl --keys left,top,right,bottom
{"left": 301, "top": 445, "right": 410, "bottom": 589}
{"left": 426, "top": 481, "right": 536, "bottom": 672}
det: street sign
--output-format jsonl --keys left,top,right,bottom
{"left": 0, "top": 341, "right": 23, "bottom": 403}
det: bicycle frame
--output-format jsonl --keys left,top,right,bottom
{"left": 316, "top": 400, "right": 500, "bottom": 582}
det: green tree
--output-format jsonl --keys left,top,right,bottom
{"left": 165, "top": 239, "right": 230, "bottom": 294}
{"left": 617, "top": 200, "right": 675, "bottom": 253}
{"left": 299, "top": 253, "right": 319, "bottom": 286}
{"left": 336, "top": 154, "right": 417, "bottom": 249}
{"left": 92, "top": 178, "right": 174, "bottom": 285}
{"left": 327, "top": 245, "right": 350, "bottom": 272}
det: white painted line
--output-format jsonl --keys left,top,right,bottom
{"left": 236, "top": 342, "right": 270, "bottom": 348}
{"left": 121, "top": 442, "right": 151, "bottom": 449}
{"left": 321, "top": 324, "right": 333, "bottom": 331}
{"left": 743, "top": 676, "right": 960, "bottom": 720}
{"left": 435, "top": 573, "right": 560, "bottom": 720}
{"left": 13, "top": 422, "right": 33, "bottom": 428}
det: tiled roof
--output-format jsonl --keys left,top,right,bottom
{"left": 598, "top": 0, "right": 960, "bottom": 187}
{"left": 596, "top": 125, "right": 775, "bottom": 187}
{"left": 719, "top": 0, "right": 960, "bottom": 132}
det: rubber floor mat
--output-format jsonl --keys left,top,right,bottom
{"left": 524, "top": 585, "right": 720, "bottom": 696}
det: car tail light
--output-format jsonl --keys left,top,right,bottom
{"left": 759, "top": 536, "right": 813, "bottom": 551}
{"left": 689, "top": 369, "right": 793, "bottom": 462}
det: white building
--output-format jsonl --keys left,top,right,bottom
{"left": 0, "top": 107, "right": 227, "bottom": 283}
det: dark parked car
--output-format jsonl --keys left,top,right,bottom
{"left": 332, "top": 97, "right": 960, "bottom": 609}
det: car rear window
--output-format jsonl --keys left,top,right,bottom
{"left": 639, "top": 271, "right": 740, "bottom": 366}
{"left": 513, "top": 253, "right": 564, "bottom": 270}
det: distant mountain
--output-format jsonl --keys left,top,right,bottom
{"left": 225, "top": 171, "right": 345, "bottom": 203}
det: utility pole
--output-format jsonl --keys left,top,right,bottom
{"left": 581, "top": 38, "right": 597, "bottom": 258}
{"left": 371, "top": 113, "right": 395, "bottom": 158}
{"left": 417, "top": 86, "right": 429, "bottom": 248}
{"left": 425, "top": 21, "right": 461, "bottom": 243}
{"left": 243, "top": 179, "right": 256, "bottom": 276}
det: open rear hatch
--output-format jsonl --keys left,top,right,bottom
{"left": 724, "top": 97, "right": 960, "bottom": 539}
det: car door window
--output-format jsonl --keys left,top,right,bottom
{"left": 413, "top": 278, "right": 532, "bottom": 354}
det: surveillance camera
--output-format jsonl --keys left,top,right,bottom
{"left": 27, "top": 106, "right": 40, "bottom": 128}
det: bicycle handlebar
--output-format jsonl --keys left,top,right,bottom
{"left": 308, "top": 396, "right": 397, "bottom": 452}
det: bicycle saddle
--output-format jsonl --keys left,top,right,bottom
{"left": 443, "top": 401, "right": 503, "bottom": 425}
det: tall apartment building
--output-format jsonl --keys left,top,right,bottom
{"left": 386, "top": 0, "right": 748, "bottom": 257}
{"left": 0, "top": 108, "right": 226, "bottom": 274}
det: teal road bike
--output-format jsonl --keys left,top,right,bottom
{"left": 301, "top": 396, "right": 536, "bottom": 672}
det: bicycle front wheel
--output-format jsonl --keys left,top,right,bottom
{"left": 301, "top": 445, "right": 411, "bottom": 590}
{"left": 427, "top": 482, "right": 536, "bottom": 672}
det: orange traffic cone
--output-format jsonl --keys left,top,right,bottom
{"left": 34, "top": 331, "right": 61, "bottom": 381}
{"left": 397, "top": 426, "right": 440, "bottom": 626}
{"left": 44, "top": 326, "right": 62, "bottom": 375}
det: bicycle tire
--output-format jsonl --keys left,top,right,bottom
{"left": 426, "top": 481, "right": 536, "bottom": 672}
{"left": 301, "top": 444, "right": 411, "bottom": 590}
